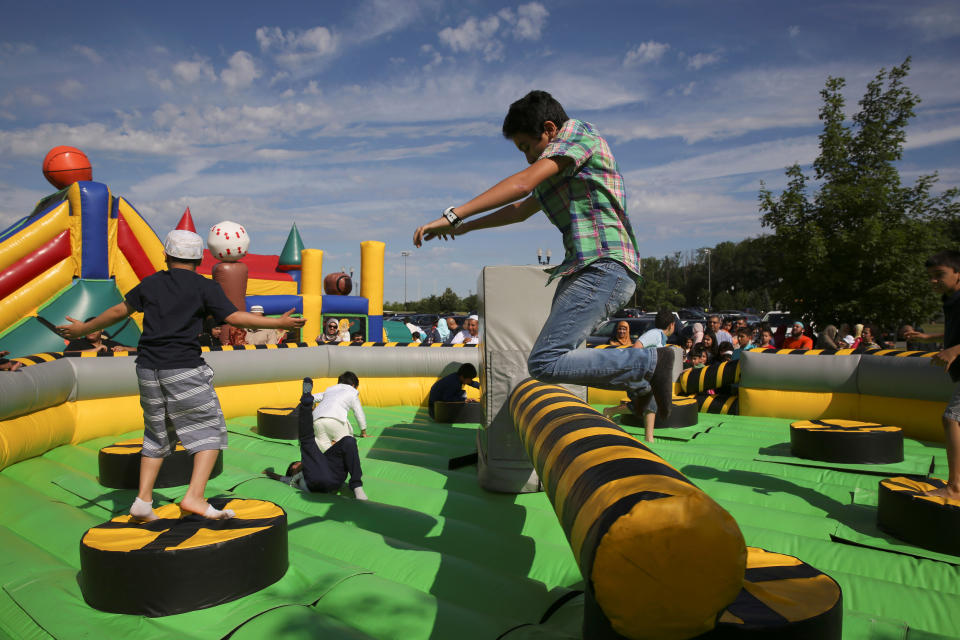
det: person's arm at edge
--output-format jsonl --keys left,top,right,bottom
{"left": 226, "top": 308, "right": 306, "bottom": 331}
{"left": 58, "top": 302, "right": 133, "bottom": 340}
{"left": 351, "top": 394, "right": 367, "bottom": 437}
{"left": 413, "top": 157, "right": 569, "bottom": 247}
{"left": 904, "top": 330, "right": 944, "bottom": 342}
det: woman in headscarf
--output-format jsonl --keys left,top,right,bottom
{"left": 816, "top": 324, "right": 839, "bottom": 349}
{"left": 607, "top": 320, "right": 633, "bottom": 347}
{"left": 691, "top": 322, "right": 704, "bottom": 345}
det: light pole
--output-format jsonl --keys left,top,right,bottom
{"left": 400, "top": 251, "right": 411, "bottom": 309}
{"left": 704, "top": 249, "right": 712, "bottom": 310}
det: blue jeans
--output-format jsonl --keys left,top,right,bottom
{"left": 527, "top": 259, "right": 656, "bottom": 394}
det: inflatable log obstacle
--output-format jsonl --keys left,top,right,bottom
{"left": 509, "top": 378, "right": 747, "bottom": 639}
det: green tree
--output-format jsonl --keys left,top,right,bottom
{"left": 759, "top": 58, "right": 959, "bottom": 328}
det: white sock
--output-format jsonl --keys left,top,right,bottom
{"left": 130, "top": 497, "right": 158, "bottom": 521}
{"left": 353, "top": 486, "right": 368, "bottom": 501}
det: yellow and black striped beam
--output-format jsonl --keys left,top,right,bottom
{"left": 877, "top": 477, "right": 960, "bottom": 556}
{"left": 750, "top": 347, "right": 935, "bottom": 358}
{"left": 509, "top": 378, "right": 746, "bottom": 640}
{"left": 679, "top": 360, "right": 740, "bottom": 395}
{"left": 697, "top": 392, "right": 739, "bottom": 415}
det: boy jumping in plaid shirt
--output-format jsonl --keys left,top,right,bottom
{"left": 413, "top": 90, "right": 675, "bottom": 421}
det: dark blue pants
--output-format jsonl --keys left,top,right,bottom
{"left": 298, "top": 393, "right": 364, "bottom": 491}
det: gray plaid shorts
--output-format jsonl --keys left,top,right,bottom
{"left": 136, "top": 365, "right": 228, "bottom": 458}
{"left": 945, "top": 381, "right": 960, "bottom": 423}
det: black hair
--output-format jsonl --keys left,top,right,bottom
{"left": 925, "top": 250, "right": 960, "bottom": 272}
{"left": 654, "top": 310, "right": 675, "bottom": 330}
{"left": 457, "top": 363, "right": 477, "bottom": 379}
{"left": 165, "top": 253, "right": 202, "bottom": 267}
{"left": 736, "top": 327, "right": 752, "bottom": 338}
{"left": 502, "top": 90, "right": 569, "bottom": 138}
{"left": 285, "top": 461, "right": 301, "bottom": 477}
{"left": 338, "top": 371, "right": 360, "bottom": 388}
{"left": 690, "top": 344, "right": 706, "bottom": 359}
{"left": 350, "top": 331, "right": 364, "bottom": 341}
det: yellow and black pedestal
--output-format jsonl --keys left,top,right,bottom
{"left": 790, "top": 419, "right": 903, "bottom": 464}
{"left": 79, "top": 498, "right": 288, "bottom": 616}
{"left": 700, "top": 547, "right": 843, "bottom": 639}
{"left": 433, "top": 401, "right": 483, "bottom": 423}
{"left": 98, "top": 439, "right": 223, "bottom": 489}
{"left": 256, "top": 407, "right": 300, "bottom": 439}
{"left": 877, "top": 477, "right": 960, "bottom": 555}
{"left": 621, "top": 395, "right": 699, "bottom": 429}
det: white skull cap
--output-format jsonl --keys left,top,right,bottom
{"left": 164, "top": 230, "right": 203, "bottom": 260}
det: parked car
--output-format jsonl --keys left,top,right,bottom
{"left": 761, "top": 311, "right": 793, "bottom": 328}
{"left": 678, "top": 308, "right": 706, "bottom": 322}
{"left": 587, "top": 317, "right": 656, "bottom": 347}
{"left": 613, "top": 307, "right": 644, "bottom": 318}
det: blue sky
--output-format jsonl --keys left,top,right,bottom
{"left": 1, "top": 1, "right": 959, "bottom": 303}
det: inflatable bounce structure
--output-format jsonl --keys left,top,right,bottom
{"left": 0, "top": 165, "right": 958, "bottom": 638}
{"left": 0, "top": 183, "right": 386, "bottom": 357}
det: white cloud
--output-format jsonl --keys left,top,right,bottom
{"left": 688, "top": 52, "right": 721, "bottom": 70}
{"left": 624, "top": 41, "right": 670, "bottom": 66}
{"left": 220, "top": 51, "right": 260, "bottom": 90}
{"left": 626, "top": 136, "right": 820, "bottom": 186}
{"left": 509, "top": 3, "right": 549, "bottom": 40}
{"left": 73, "top": 45, "right": 103, "bottom": 64}
{"left": 439, "top": 15, "right": 503, "bottom": 61}
{"left": 787, "top": 25, "right": 800, "bottom": 38}
{"left": 172, "top": 58, "right": 216, "bottom": 84}
{"left": 903, "top": 1, "right": 960, "bottom": 41}
{"left": 59, "top": 79, "right": 83, "bottom": 98}
{"left": 0, "top": 43, "right": 36, "bottom": 56}
{"left": 256, "top": 25, "right": 338, "bottom": 67}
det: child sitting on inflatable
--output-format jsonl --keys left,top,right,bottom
{"left": 264, "top": 374, "right": 368, "bottom": 500}
{"left": 58, "top": 230, "right": 305, "bottom": 521}
{"left": 428, "top": 363, "right": 480, "bottom": 419}
{"left": 905, "top": 249, "right": 960, "bottom": 500}
{"left": 412, "top": 90, "right": 675, "bottom": 421}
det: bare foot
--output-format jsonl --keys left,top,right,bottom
{"left": 179, "top": 496, "right": 235, "bottom": 520}
{"left": 923, "top": 486, "right": 960, "bottom": 502}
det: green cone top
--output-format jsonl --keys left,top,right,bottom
{"left": 277, "top": 223, "right": 304, "bottom": 271}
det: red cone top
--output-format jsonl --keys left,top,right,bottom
{"left": 176, "top": 207, "right": 197, "bottom": 232}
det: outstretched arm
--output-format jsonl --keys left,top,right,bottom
{"left": 226, "top": 308, "right": 306, "bottom": 331}
{"left": 57, "top": 302, "right": 133, "bottom": 340}
{"left": 413, "top": 156, "right": 570, "bottom": 247}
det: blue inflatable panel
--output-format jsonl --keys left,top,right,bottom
{"left": 245, "top": 295, "right": 303, "bottom": 315}
{"left": 321, "top": 295, "right": 368, "bottom": 315}
{"left": 368, "top": 315, "right": 383, "bottom": 342}
{"left": 78, "top": 182, "right": 110, "bottom": 279}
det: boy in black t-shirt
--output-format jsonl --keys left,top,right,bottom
{"left": 58, "top": 230, "right": 305, "bottom": 521}
{"left": 428, "top": 363, "right": 479, "bottom": 419}
{"left": 905, "top": 250, "right": 960, "bottom": 501}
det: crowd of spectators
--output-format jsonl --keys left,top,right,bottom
{"left": 605, "top": 309, "right": 933, "bottom": 371}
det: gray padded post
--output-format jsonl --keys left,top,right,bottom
{"left": 476, "top": 265, "right": 586, "bottom": 493}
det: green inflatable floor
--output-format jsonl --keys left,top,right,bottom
{"left": 0, "top": 409, "right": 958, "bottom": 639}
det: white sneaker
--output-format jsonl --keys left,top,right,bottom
{"left": 353, "top": 486, "right": 369, "bottom": 501}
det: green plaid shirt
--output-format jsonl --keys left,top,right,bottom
{"left": 533, "top": 119, "right": 641, "bottom": 283}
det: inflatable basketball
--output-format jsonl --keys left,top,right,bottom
{"left": 43, "top": 145, "right": 92, "bottom": 188}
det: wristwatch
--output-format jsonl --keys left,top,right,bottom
{"left": 442, "top": 206, "right": 463, "bottom": 228}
